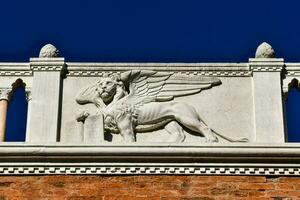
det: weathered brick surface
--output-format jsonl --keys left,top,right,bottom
{"left": 0, "top": 175, "right": 299, "bottom": 199}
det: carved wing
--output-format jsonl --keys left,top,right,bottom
{"left": 121, "top": 70, "right": 221, "bottom": 102}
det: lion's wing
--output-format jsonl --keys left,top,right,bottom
{"left": 122, "top": 70, "right": 221, "bottom": 102}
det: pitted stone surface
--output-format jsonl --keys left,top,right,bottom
{"left": 255, "top": 42, "right": 275, "bottom": 58}
{"left": 39, "top": 44, "right": 59, "bottom": 58}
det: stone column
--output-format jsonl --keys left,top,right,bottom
{"left": 0, "top": 89, "right": 9, "bottom": 142}
{"left": 250, "top": 42, "right": 285, "bottom": 143}
{"left": 26, "top": 44, "right": 65, "bottom": 143}
{"left": 25, "top": 90, "right": 32, "bottom": 142}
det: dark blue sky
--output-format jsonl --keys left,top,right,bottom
{"left": 2, "top": 0, "right": 300, "bottom": 141}
{"left": 0, "top": 0, "right": 300, "bottom": 62}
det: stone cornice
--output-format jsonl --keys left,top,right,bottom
{"left": 66, "top": 62, "right": 252, "bottom": 77}
{"left": 3, "top": 59, "right": 300, "bottom": 77}
{"left": 0, "top": 63, "right": 32, "bottom": 76}
{"left": 3, "top": 60, "right": 300, "bottom": 77}
{"left": 249, "top": 58, "right": 284, "bottom": 72}
{"left": 0, "top": 62, "right": 253, "bottom": 77}
{"left": 0, "top": 144, "right": 299, "bottom": 175}
{"left": 30, "top": 58, "right": 65, "bottom": 72}
{"left": 285, "top": 63, "right": 300, "bottom": 76}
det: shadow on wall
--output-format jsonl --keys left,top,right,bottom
{"left": 5, "top": 87, "right": 27, "bottom": 141}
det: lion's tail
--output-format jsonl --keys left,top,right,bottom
{"left": 211, "top": 129, "right": 249, "bottom": 143}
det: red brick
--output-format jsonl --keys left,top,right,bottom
{"left": 294, "top": 183, "right": 300, "bottom": 190}
{"left": 238, "top": 182, "right": 275, "bottom": 190}
{"left": 248, "top": 190, "right": 267, "bottom": 197}
{"left": 214, "top": 176, "right": 249, "bottom": 182}
{"left": 278, "top": 177, "right": 300, "bottom": 184}
{"left": 275, "top": 183, "right": 294, "bottom": 190}
{"left": 267, "top": 190, "right": 300, "bottom": 198}
{"left": 248, "top": 176, "right": 267, "bottom": 183}
{"left": 0, "top": 175, "right": 298, "bottom": 199}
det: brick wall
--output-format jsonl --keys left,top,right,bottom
{"left": 0, "top": 175, "right": 299, "bottom": 200}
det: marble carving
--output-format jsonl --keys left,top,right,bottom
{"left": 39, "top": 44, "right": 59, "bottom": 58}
{"left": 255, "top": 42, "right": 275, "bottom": 58}
{"left": 0, "top": 42, "right": 298, "bottom": 176}
{"left": 76, "top": 70, "right": 248, "bottom": 143}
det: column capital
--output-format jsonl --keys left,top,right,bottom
{"left": 0, "top": 88, "right": 11, "bottom": 101}
{"left": 25, "top": 89, "right": 32, "bottom": 102}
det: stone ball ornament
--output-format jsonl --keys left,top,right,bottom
{"left": 39, "top": 44, "right": 59, "bottom": 58}
{"left": 255, "top": 42, "right": 275, "bottom": 58}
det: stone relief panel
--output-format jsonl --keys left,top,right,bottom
{"left": 61, "top": 70, "right": 252, "bottom": 144}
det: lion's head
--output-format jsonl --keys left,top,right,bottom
{"left": 96, "top": 76, "right": 126, "bottom": 105}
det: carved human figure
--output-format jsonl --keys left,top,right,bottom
{"left": 76, "top": 70, "right": 248, "bottom": 143}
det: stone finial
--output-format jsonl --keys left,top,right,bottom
{"left": 39, "top": 44, "right": 59, "bottom": 58}
{"left": 255, "top": 42, "right": 275, "bottom": 58}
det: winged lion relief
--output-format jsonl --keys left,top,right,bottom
{"left": 75, "top": 70, "right": 248, "bottom": 143}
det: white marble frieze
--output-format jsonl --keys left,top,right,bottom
{"left": 0, "top": 42, "right": 300, "bottom": 175}
{"left": 0, "top": 42, "right": 294, "bottom": 145}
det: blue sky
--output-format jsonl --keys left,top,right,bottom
{"left": 0, "top": 0, "right": 300, "bottom": 62}
{"left": 2, "top": 0, "right": 300, "bottom": 141}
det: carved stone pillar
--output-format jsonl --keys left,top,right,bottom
{"left": 250, "top": 43, "right": 285, "bottom": 142}
{"left": 0, "top": 89, "right": 9, "bottom": 142}
{"left": 26, "top": 44, "right": 65, "bottom": 143}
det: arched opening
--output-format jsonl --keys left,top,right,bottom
{"left": 5, "top": 79, "right": 28, "bottom": 141}
{"left": 285, "top": 78, "right": 300, "bottom": 142}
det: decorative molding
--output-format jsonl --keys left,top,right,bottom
{"left": 0, "top": 144, "right": 297, "bottom": 175}
{"left": 3, "top": 61, "right": 300, "bottom": 76}
{"left": 30, "top": 57, "right": 65, "bottom": 72}
{"left": 67, "top": 71, "right": 116, "bottom": 77}
{"left": 0, "top": 68, "right": 253, "bottom": 77}
{"left": 66, "top": 62, "right": 252, "bottom": 77}
{"left": 0, "top": 63, "right": 32, "bottom": 76}
{"left": 0, "top": 165, "right": 299, "bottom": 176}
{"left": 285, "top": 64, "right": 300, "bottom": 76}
{"left": 67, "top": 70, "right": 252, "bottom": 77}
{"left": 286, "top": 71, "right": 300, "bottom": 76}
{"left": 31, "top": 65, "right": 65, "bottom": 71}
{"left": 249, "top": 58, "right": 284, "bottom": 72}
{"left": 181, "top": 71, "right": 252, "bottom": 76}
{"left": 0, "top": 71, "right": 32, "bottom": 76}
{"left": 251, "top": 66, "right": 283, "bottom": 72}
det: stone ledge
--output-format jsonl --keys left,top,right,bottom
{"left": 66, "top": 62, "right": 251, "bottom": 77}
{"left": 0, "top": 144, "right": 297, "bottom": 175}
{"left": 0, "top": 144, "right": 298, "bottom": 175}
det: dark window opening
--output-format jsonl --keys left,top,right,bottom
{"left": 285, "top": 79, "right": 300, "bottom": 142}
{"left": 5, "top": 79, "right": 28, "bottom": 141}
